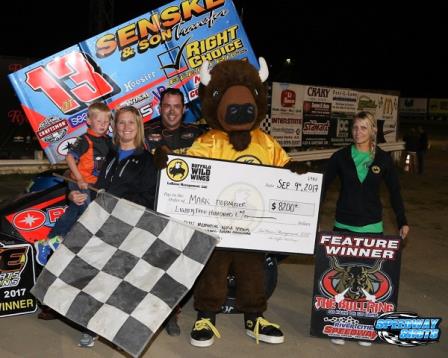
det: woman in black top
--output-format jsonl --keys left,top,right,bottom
{"left": 322, "top": 111, "right": 410, "bottom": 347}
{"left": 70, "top": 106, "right": 157, "bottom": 209}
{"left": 69, "top": 106, "right": 158, "bottom": 347}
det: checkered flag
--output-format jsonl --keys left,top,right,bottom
{"left": 31, "top": 192, "right": 218, "bottom": 357}
{"left": 259, "top": 115, "right": 271, "bottom": 134}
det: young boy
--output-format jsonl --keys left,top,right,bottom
{"left": 34, "top": 102, "right": 112, "bottom": 266}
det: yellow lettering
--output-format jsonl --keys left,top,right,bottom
{"left": 0, "top": 299, "right": 35, "bottom": 311}
{"left": 181, "top": 0, "right": 205, "bottom": 20}
{"left": 204, "top": 0, "right": 225, "bottom": 9}
{"left": 137, "top": 14, "right": 162, "bottom": 37}
{"left": 138, "top": 39, "right": 150, "bottom": 52}
{"left": 95, "top": 34, "right": 117, "bottom": 58}
{"left": 186, "top": 25, "right": 238, "bottom": 58}
{"left": 117, "top": 24, "right": 139, "bottom": 49}
{"left": 160, "top": 6, "right": 182, "bottom": 28}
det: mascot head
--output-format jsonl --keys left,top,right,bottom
{"left": 199, "top": 58, "right": 269, "bottom": 151}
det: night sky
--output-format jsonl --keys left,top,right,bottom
{"left": 1, "top": 0, "right": 447, "bottom": 98}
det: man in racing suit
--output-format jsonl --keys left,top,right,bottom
{"left": 145, "top": 88, "right": 204, "bottom": 155}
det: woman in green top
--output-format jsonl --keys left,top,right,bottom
{"left": 322, "top": 111, "right": 410, "bottom": 346}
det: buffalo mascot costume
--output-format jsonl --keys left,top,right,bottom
{"left": 183, "top": 57, "right": 304, "bottom": 348}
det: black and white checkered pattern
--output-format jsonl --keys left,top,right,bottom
{"left": 259, "top": 115, "right": 271, "bottom": 134}
{"left": 377, "top": 330, "right": 426, "bottom": 346}
{"left": 31, "top": 192, "right": 218, "bottom": 357}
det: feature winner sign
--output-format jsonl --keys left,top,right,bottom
{"left": 0, "top": 242, "right": 37, "bottom": 317}
{"left": 310, "top": 232, "right": 402, "bottom": 342}
{"left": 8, "top": 0, "right": 257, "bottom": 163}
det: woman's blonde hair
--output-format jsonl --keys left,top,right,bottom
{"left": 113, "top": 106, "right": 145, "bottom": 149}
{"left": 354, "top": 111, "right": 377, "bottom": 159}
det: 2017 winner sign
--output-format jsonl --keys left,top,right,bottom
{"left": 156, "top": 155, "right": 322, "bottom": 254}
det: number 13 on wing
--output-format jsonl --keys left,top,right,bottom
{"left": 8, "top": 46, "right": 119, "bottom": 163}
{"left": 25, "top": 51, "right": 119, "bottom": 114}
{"left": 25, "top": 51, "right": 118, "bottom": 114}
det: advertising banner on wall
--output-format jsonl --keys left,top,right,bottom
{"left": 329, "top": 115, "right": 353, "bottom": 147}
{"left": 428, "top": 98, "right": 448, "bottom": 120}
{"left": 270, "top": 82, "right": 304, "bottom": 147}
{"left": 331, "top": 88, "right": 358, "bottom": 114}
{"left": 328, "top": 88, "right": 357, "bottom": 146}
{"left": 357, "top": 91, "right": 380, "bottom": 114}
{"left": 310, "top": 232, "right": 402, "bottom": 343}
{"left": 399, "top": 98, "right": 427, "bottom": 118}
{"left": 8, "top": 0, "right": 257, "bottom": 163}
{"left": 302, "top": 86, "right": 332, "bottom": 146}
{"left": 377, "top": 94, "right": 399, "bottom": 142}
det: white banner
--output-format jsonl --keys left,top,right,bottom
{"left": 156, "top": 155, "right": 323, "bottom": 254}
{"left": 271, "top": 82, "right": 304, "bottom": 117}
{"left": 270, "top": 82, "right": 304, "bottom": 147}
{"left": 331, "top": 88, "right": 358, "bottom": 114}
{"left": 304, "top": 85, "right": 333, "bottom": 103}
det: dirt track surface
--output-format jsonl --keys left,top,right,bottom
{"left": 0, "top": 141, "right": 446, "bottom": 357}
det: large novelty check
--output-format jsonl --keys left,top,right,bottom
{"left": 156, "top": 155, "right": 322, "bottom": 254}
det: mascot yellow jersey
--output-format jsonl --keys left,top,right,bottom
{"left": 187, "top": 128, "right": 290, "bottom": 166}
